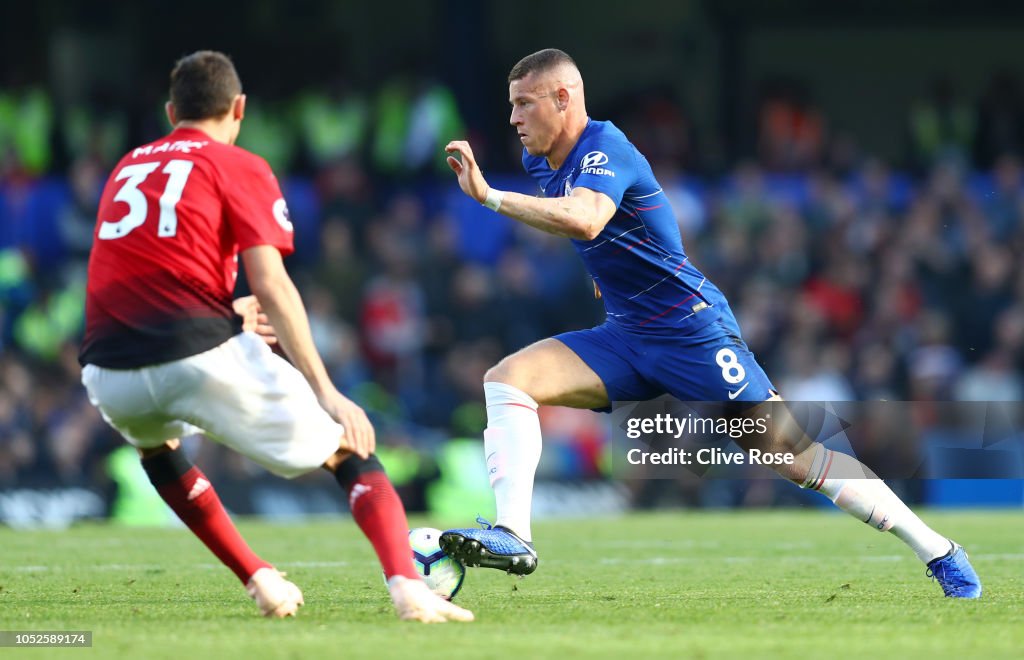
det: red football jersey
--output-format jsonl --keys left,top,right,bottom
{"left": 80, "top": 127, "right": 295, "bottom": 368}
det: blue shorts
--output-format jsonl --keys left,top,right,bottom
{"left": 555, "top": 314, "right": 776, "bottom": 410}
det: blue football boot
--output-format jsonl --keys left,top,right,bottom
{"left": 926, "top": 542, "right": 982, "bottom": 599}
{"left": 440, "top": 517, "right": 538, "bottom": 576}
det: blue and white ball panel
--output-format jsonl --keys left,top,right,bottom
{"left": 408, "top": 527, "right": 466, "bottom": 600}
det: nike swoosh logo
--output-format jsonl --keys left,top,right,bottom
{"left": 727, "top": 382, "right": 750, "bottom": 400}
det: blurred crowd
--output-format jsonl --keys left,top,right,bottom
{"left": 3, "top": 73, "right": 1024, "bottom": 507}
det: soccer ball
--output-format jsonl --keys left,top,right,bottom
{"left": 409, "top": 527, "right": 465, "bottom": 600}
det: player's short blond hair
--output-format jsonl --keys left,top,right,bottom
{"left": 508, "top": 48, "right": 578, "bottom": 84}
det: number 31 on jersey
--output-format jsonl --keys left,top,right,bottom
{"left": 98, "top": 160, "right": 194, "bottom": 240}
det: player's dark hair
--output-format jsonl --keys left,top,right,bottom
{"left": 508, "top": 48, "right": 578, "bottom": 83}
{"left": 169, "top": 50, "right": 242, "bottom": 121}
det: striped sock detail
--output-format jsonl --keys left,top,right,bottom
{"left": 801, "top": 446, "right": 833, "bottom": 491}
{"left": 813, "top": 450, "right": 834, "bottom": 490}
{"left": 487, "top": 402, "right": 537, "bottom": 412}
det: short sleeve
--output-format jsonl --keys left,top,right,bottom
{"left": 221, "top": 151, "right": 295, "bottom": 257}
{"left": 570, "top": 133, "right": 636, "bottom": 206}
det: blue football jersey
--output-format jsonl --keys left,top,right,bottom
{"left": 523, "top": 119, "right": 726, "bottom": 335}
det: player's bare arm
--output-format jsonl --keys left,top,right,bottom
{"left": 445, "top": 140, "right": 616, "bottom": 240}
{"left": 241, "top": 245, "right": 375, "bottom": 458}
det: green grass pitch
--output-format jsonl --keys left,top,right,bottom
{"left": 1, "top": 510, "right": 1022, "bottom": 659}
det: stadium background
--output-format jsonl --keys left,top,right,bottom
{"left": 2, "top": 0, "right": 1023, "bottom": 527}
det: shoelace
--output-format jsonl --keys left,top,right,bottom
{"left": 475, "top": 515, "right": 494, "bottom": 530}
{"left": 926, "top": 556, "right": 966, "bottom": 596}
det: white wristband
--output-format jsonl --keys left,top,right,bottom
{"left": 483, "top": 187, "right": 504, "bottom": 212}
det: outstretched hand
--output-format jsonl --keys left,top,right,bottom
{"left": 445, "top": 140, "right": 490, "bottom": 203}
{"left": 317, "top": 388, "right": 376, "bottom": 459}
{"left": 233, "top": 295, "right": 277, "bottom": 345}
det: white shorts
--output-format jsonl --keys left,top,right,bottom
{"left": 81, "top": 332, "right": 343, "bottom": 478}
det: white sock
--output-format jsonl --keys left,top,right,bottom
{"left": 801, "top": 445, "right": 951, "bottom": 563}
{"left": 483, "top": 381, "right": 542, "bottom": 542}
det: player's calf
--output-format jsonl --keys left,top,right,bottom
{"left": 742, "top": 437, "right": 980, "bottom": 595}
{"left": 326, "top": 453, "right": 475, "bottom": 621}
{"left": 789, "top": 444, "right": 968, "bottom": 579}
{"left": 140, "top": 443, "right": 303, "bottom": 615}
{"left": 140, "top": 443, "right": 274, "bottom": 584}
{"left": 327, "top": 452, "right": 423, "bottom": 582}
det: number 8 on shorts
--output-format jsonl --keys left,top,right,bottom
{"left": 715, "top": 347, "right": 746, "bottom": 385}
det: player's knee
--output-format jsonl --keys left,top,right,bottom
{"left": 484, "top": 359, "right": 516, "bottom": 387}
{"left": 484, "top": 360, "right": 540, "bottom": 401}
